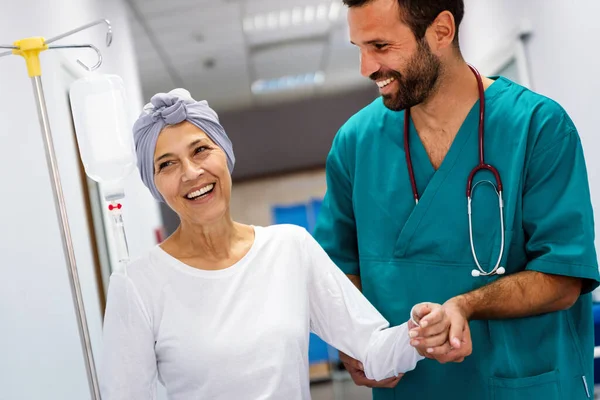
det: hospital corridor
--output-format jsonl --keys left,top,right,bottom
{"left": 1, "top": 0, "right": 600, "bottom": 399}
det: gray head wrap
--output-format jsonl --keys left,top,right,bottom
{"left": 132, "top": 88, "right": 235, "bottom": 202}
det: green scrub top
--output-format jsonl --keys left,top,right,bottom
{"left": 313, "top": 76, "right": 600, "bottom": 400}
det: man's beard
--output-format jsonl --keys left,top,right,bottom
{"left": 371, "top": 39, "right": 442, "bottom": 111}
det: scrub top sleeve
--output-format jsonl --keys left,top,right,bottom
{"left": 303, "top": 229, "right": 423, "bottom": 380}
{"left": 313, "top": 127, "right": 360, "bottom": 276}
{"left": 523, "top": 123, "right": 600, "bottom": 294}
{"left": 100, "top": 273, "right": 158, "bottom": 399}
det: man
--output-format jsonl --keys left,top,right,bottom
{"left": 313, "top": 0, "right": 600, "bottom": 398}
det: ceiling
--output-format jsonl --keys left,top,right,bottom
{"left": 125, "top": 0, "right": 370, "bottom": 111}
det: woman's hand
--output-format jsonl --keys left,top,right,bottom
{"left": 408, "top": 302, "right": 452, "bottom": 356}
{"left": 408, "top": 301, "right": 472, "bottom": 363}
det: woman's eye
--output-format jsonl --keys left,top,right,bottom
{"left": 194, "top": 146, "right": 208, "bottom": 155}
{"left": 158, "top": 161, "right": 173, "bottom": 171}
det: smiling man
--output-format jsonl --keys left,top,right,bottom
{"left": 313, "top": 0, "right": 600, "bottom": 399}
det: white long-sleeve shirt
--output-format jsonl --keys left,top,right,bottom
{"left": 100, "top": 224, "right": 423, "bottom": 400}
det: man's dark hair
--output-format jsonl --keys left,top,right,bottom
{"left": 343, "top": 0, "right": 464, "bottom": 46}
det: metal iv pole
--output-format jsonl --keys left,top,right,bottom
{"left": 0, "top": 19, "right": 114, "bottom": 400}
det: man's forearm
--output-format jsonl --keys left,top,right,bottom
{"left": 453, "top": 271, "right": 582, "bottom": 321}
{"left": 347, "top": 274, "right": 362, "bottom": 291}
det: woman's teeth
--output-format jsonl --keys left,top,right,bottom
{"left": 376, "top": 77, "right": 395, "bottom": 88}
{"left": 186, "top": 184, "right": 214, "bottom": 199}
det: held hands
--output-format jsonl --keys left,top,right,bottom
{"left": 408, "top": 300, "right": 472, "bottom": 363}
{"left": 339, "top": 300, "right": 472, "bottom": 389}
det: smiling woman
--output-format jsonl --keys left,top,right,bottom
{"left": 153, "top": 125, "right": 230, "bottom": 229}
{"left": 97, "top": 88, "right": 447, "bottom": 400}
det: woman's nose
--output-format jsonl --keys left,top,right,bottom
{"left": 181, "top": 160, "right": 204, "bottom": 181}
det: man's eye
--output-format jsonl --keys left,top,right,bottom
{"left": 375, "top": 43, "right": 388, "bottom": 50}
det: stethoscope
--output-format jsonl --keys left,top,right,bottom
{"left": 403, "top": 64, "right": 505, "bottom": 278}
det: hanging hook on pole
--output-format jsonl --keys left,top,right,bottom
{"left": 45, "top": 19, "right": 112, "bottom": 47}
{"left": 0, "top": 19, "right": 112, "bottom": 72}
{"left": 47, "top": 44, "right": 103, "bottom": 71}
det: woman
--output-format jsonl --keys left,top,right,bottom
{"left": 99, "top": 89, "right": 447, "bottom": 399}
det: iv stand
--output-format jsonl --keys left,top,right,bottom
{"left": 0, "top": 19, "right": 113, "bottom": 400}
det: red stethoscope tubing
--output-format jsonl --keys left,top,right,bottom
{"left": 403, "top": 64, "right": 503, "bottom": 203}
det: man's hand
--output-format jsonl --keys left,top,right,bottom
{"left": 432, "top": 322, "right": 472, "bottom": 364}
{"left": 409, "top": 299, "right": 472, "bottom": 363}
{"left": 339, "top": 352, "right": 403, "bottom": 388}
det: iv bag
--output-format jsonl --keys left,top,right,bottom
{"left": 69, "top": 74, "right": 136, "bottom": 199}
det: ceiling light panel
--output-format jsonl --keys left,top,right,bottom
{"left": 243, "top": 1, "right": 342, "bottom": 33}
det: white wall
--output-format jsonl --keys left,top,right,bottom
{"left": 0, "top": 0, "right": 162, "bottom": 399}
{"left": 459, "top": 0, "right": 524, "bottom": 63}
{"left": 519, "top": 0, "right": 600, "bottom": 240}
{"left": 460, "top": 0, "right": 600, "bottom": 262}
